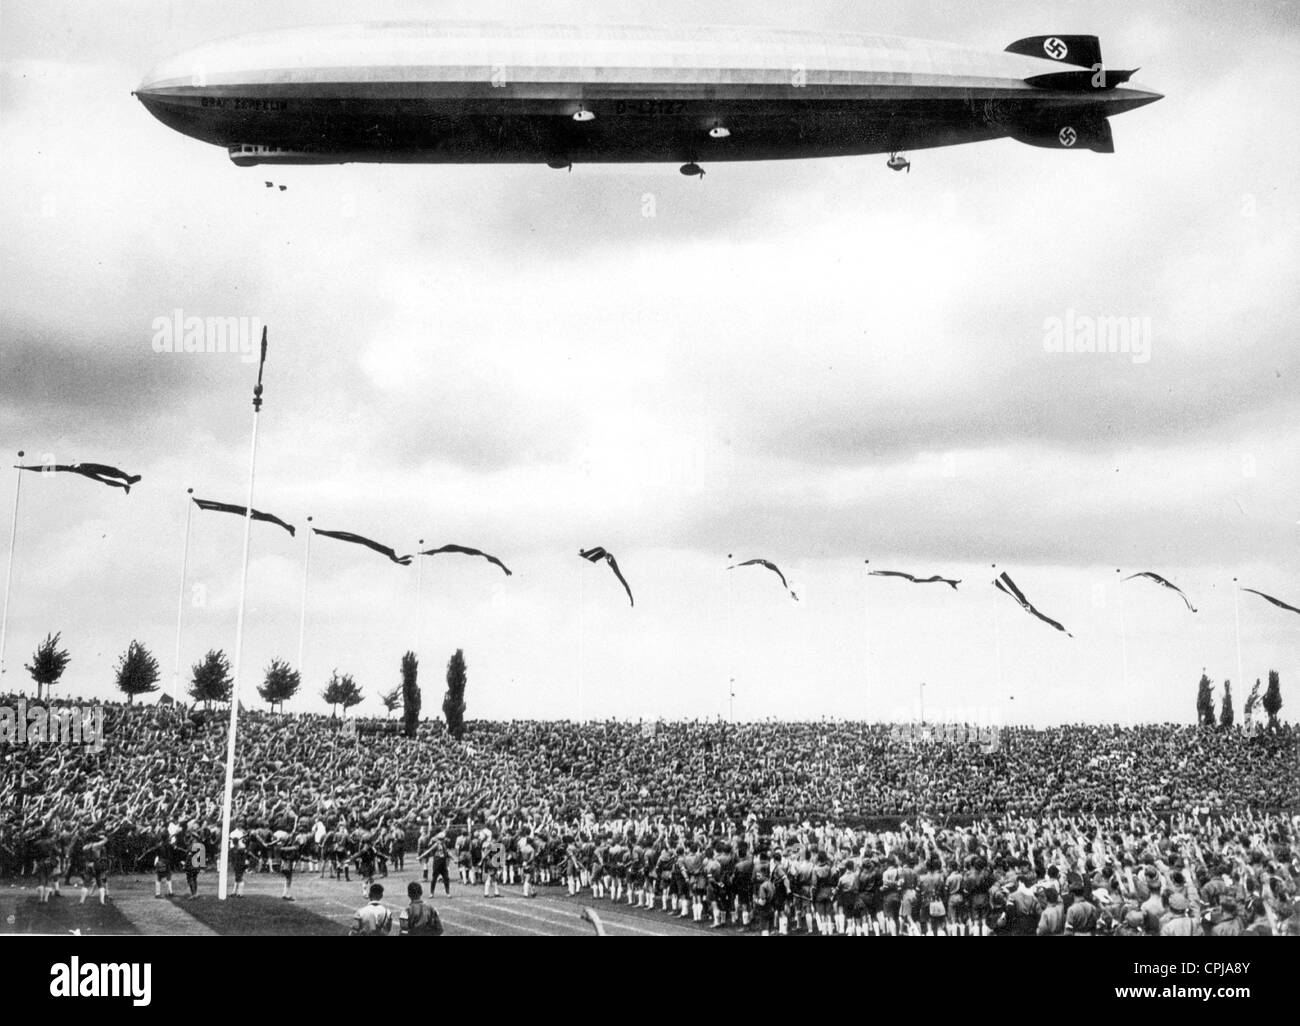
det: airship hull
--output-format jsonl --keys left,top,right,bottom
{"left": 135, "top": 22, "right": 1162, "bottom": 165}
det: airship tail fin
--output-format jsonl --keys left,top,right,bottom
{"left": 1005, "top": 34, "right": 1103, "bottom": 69}
{"left": 1007, "top": 116, "right": 1115, "bottom": 154}
{"left": 1024, "top": 68, "right": 1137, "bottom": 91}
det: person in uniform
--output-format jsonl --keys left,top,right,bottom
{"left": 754, "top": 862, "right": 777, "bottom": 936}
{"left": 812, "top": 851, "right": 836, "bottom": 935}
{"left": 681, "top": 841, "right": 706, "bottom": 922}
{"left": 352, "top": 832, "right": 378, "bottom": 895}
{"left": 349, "top": 883, "right": 393, "bottom": 936}
{"left": 518, "top": 830, "right": 538, "bottom": 898}
{"left": 278, "top": 830, "right": 301, "bottom": 900}
{"left": 79, "top": 830, "right": 110, "bottom": 906}
{"left": 33, "top": 828, "right": 61, "bottom": 903}
{"left": 229, "top": 835, "right": 250, "bottom": 897}
{"left": 733, "top": 842, "right": 755, "bottom": 928}
{"left": 835, "top": 858, "right": 860, "bottom": 936}
{"left": 455, "top": 830, "right": 472, "bottom": 885}
{"left": 141, "top": 829, "right": 177, "bottom": 899}
{"left": 417, "top": 823, "right": 433, "bottom": 882}
{"left": 328, "top": 822, "right": 351, "bottom": 881}
{"left": 389, "top": 822, "right": 406, "bottom": 872}
{"left": 184, "top": 829, "right": 206, "bottom": 898}
{"left": 421, "top": 831, "right": 452, "bottom": 896}
{"left": 481, "top": 832, "right": 504, "bottom": 897}
{"left": 1064, "top": 881, "right": 1099, "bottom": 935}
{"left": 1036, "top": 886, "right": 1065, "bottom": 935}
{"left": 399, "top": 881, "right": 444, "bottom": 936}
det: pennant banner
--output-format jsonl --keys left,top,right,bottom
{"left": 579, "top": 546, "right": 634, "bottom": 606}
{"left": 993, "top": 571, "right": 1073, "bottom": 637}
{"left": 420, "top": 544, "right": 512, "bottom": 576}
{"left": 1124, "top": 571, "right": 1196, "bottom": 612}
{"left": 729, "top": 558, "right": 799, "bottom": 601}
{"left": 313, "top": 529, "right": 412, "bottom": 565}
{"left": 1241, "top": 587, "right": 1300, "bottom": 617}
{"left": 867, "top": 568, "right": 960, "bottom": 590}
{"left": 16, "top": 462, "right": 141, "bottom": 493}
{"left": 193, "top": 497, "right": 296, "bottom": 537}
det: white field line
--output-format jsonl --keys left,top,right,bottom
{"left": 493, "top": 895, "right": 671, "bottom": 936}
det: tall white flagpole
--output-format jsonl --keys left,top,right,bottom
{"left": 1232, "top": 576, "right": 1244, "bottom": 701}
{"left": 296, "top": 516, "right": 313, "bottom": 684}
{"left": 0, "top": 451, "right": 24, "bottom": 681}
{"left": 172, "top": 488, "right": 195, "bottom": 703}
{"left": 415, "top": 538, "right": 424, "bottom": 659}
{"left": 726, "top": 553, "right": 734, "bottom": 724}
{"left": 992, "top": 564, "right": 1005, "bottom": 714}
{"left": 577, "top": 562, "right": 585, "bottom": 723}
{"left": 1116, "top": 568, "right": 1129, "bottom": 692}
{"left": 863, "top": 560, "right": 871, "bottom": 721}
{"left": 219, "top": 328, "right": 268, "bottom": 901}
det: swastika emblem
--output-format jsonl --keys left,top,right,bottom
{"left": 1059, "top": 126, "right": 1078, "bottom": 147}
{"left": 1044, "top": 37, "right": 1069, "bottom": 60}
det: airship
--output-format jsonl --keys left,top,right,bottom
{"left": 135, "top": 21, "right": 1161, "bottom": 175}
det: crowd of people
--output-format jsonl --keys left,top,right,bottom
{"left": 1, "top": 695, "right": 1296, "bottom": 935}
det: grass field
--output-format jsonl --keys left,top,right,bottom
{"left": 0, "top": 869, "right": 716, "bottom": 937}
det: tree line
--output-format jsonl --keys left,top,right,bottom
{"left": 1196, "top": 670, "right": 1283, "bottom": 731}
{"left": 14, "top": 632, "right": 472, "bottom": 739}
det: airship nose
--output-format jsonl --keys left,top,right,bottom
{"left": 137, "top": 45, "right": 213, "bottom": 96}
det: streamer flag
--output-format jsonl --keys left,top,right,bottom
{"left": 729, "top": 558, "right": 799, "bottom": 601}
{"left": 420, "top": 544, "right": 513, "bottom": 576}
{"left": 867, "top": 568, "right": 960, "bottom": 590}
{"left": 193, "top": 497, "right": 296, "bottom": 537}
{"left": 993, "top": 571, "right": 1073, "bottom": 637}
{"left": 579, "top": 546, "right": 634, "bottom": 606}
{"left": 313, "top": 528, "right": 412, "bottom": 565}
{"left": 15, "top": 462, "right": 141, "bottom": 493}
{"left": 1241, "top": 588, "right": 1300, "bottom": 617}
{"left": 1124, "top": 571, "right": 1196, "bottom": 612}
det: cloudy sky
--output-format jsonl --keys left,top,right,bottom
{"left": 0, "top": 0, "right": 1296, "bottom": 725}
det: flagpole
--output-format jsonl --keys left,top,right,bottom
{"left": 1232, "top": 576, "right": 1244, "bottom": 700}
{"left": 577, "top": 564, "right": 585, "bottom": 724}
{"left": 172, "top": 488, "right": 195, "bottom": 703}
{"left": 414, "top": 538, "right": 424, "bottom": 659}
{"left": 863, "top": 560, "right": 871, "bottom": 722}
{"left": 726, "top": 554, "right": 734, "bottom": 724}
{"left": 1116, "top": 568, "right": 1129, "bottom": 692}
{"left": 296, "top": 516, "right": 313, "bottom": 684}
{"left": 992, "top": 564, "right": 1004, "bottom": 714}
{"left": 0, "top": 451, "right": 23, "bottom": 681}
{"left": 219, "top": 328, "right": 268, "bottom": 901}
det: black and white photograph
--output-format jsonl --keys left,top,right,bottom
{"left": 0, "top": 0, "right": 1296, "bottom": 996}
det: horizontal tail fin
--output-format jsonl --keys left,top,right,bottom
{"left": 1007, "top": 116, "right": 1115, "bottom": 153}
{"left": 1024, "top": 68, "right": 1137, "bottom": 91}
{"left": 1006, "top": 35, "right": 1103, "bottom": 69}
